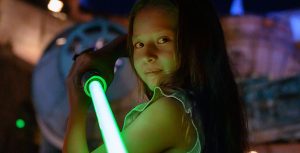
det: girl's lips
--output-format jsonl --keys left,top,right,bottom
{"left": 145, "top": 70, "right": 162, "bottom": 74}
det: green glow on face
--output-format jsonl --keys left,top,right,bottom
{"left": 85, "top": 76, "right": 128, "bottom": 153}
{"left": 84, "top": 75, "right": 107, "bottom": 97}
{"left": 16, "top": 119, "right": 25, "bottom": 129}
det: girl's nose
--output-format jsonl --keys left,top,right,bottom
{"left": 146, "top": 56, "right": 156, "bottom": 63}
{"left": 143, "top": 44, "right": 158, "bottom": 63}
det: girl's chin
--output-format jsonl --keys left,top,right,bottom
{"left": 146, "top": 82, "right": 159, "bottom": 91}
{"left": 143, "top": 77, "right": 160, "bottom": 91}
{"left": 147, "top": 84, "right": 156, "bottom": 91}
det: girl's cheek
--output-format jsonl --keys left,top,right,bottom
{"left": 133, "top": 53, "right": 143, "bottom": 66}
{"left": 132, "top": 59, "right": 141, "bottom": 74}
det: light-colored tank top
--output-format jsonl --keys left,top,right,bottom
{"left": 122, "top": 87, "right": 202, "bottom": 153}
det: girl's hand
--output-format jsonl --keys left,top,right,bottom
{"left": 66, "top": 35, "right": 128, "bottom": 115}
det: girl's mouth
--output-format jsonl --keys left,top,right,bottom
{"left": 145, "top": 70, "right": 162, "bottom": 75}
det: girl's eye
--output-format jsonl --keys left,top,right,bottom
{"left": 134, "top": 42, "right": 144, "bottom": 48}
{"left": 158, "top": 37, "right": 169, "bottom": 44}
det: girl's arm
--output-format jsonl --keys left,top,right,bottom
{"left": 63, "top": 56, "right": 91, "bottom": 153}
{"left": 63, "top": 107, "right": 89, "bottom": 153}
{"left": 92, "top": 96, "right": 191, "bottom": 153}
{"left": 63, "top": 35, "right": 127, "bottom": 153}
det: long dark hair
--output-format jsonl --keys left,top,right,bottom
{"left": 127, "top": 0, "right": 249, "bottom": 153}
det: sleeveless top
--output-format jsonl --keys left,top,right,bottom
{"left": 122, "top": 87, "right": 202, "bottom": 153}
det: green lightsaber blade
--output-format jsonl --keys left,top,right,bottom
{"left": 84, "top": 75, "right": 128, "bottom": 153}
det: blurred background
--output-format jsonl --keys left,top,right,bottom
{"left": 0, "top": 0, "right": 300, "bottom": 152}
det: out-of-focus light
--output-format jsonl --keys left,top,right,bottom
{"left": 95, "top": 39, "right": 105, "bottom": 49}
{"left": 230, "top": 0, "right": 244, "bottom": 16}
{"left": 16, "top": 119, "right": 25, "bottom": 129}
{"left": 249, "top": 151, "right": 258, "bottom": 153}
{"left": 56, "top": 37, "right": 66, "bottom": 46}
{"left": 114, "top": 58, "right": 123, "bottom": 73}
{"left": 47, "top": 0, "right": 64, "bottom": 13}
{"left": 290, "top": 15, "right": 300, "bottom": 42}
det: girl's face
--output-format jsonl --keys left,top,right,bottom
{"left": 132, "top": 7, "right": 178, "bottom": 91}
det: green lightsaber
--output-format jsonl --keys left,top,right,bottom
{"left": 82, "top": 72, "right": 128, "bottom": 153}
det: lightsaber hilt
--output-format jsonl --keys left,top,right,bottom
{"left": 81, "top": 71, "right": 128, "bottom": 153}
{"left": 82, "top": 71, "right": 108, "bottom": 97}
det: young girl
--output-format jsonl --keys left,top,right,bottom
{"left": 63, "top": 0, "right": 249, "bottom": 153}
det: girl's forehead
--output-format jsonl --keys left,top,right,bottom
{"left": 133, "top": 7, "right": 177, "bottom": 31}
{"left": 136, "top": 6, "right": 177, "bottom": 19}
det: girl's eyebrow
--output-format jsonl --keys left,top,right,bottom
{"left": 133, "top": 30, "right": 175, "bottom": 40}
{"left": 132, "top": 35, "right": 139, "bottom": 40}
{"left": 132, "top": 36, "right": 141, "bottom": 43}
